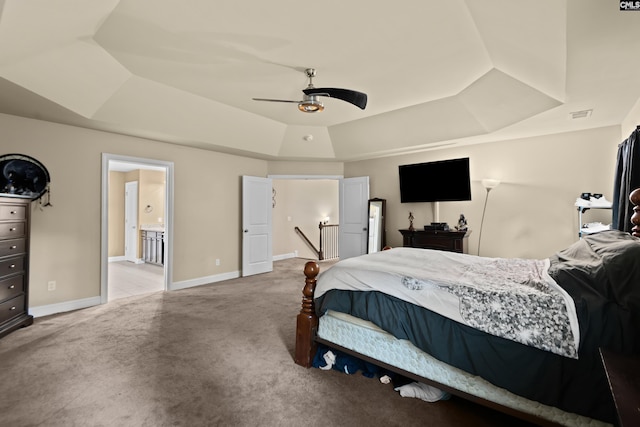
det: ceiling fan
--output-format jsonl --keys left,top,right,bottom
{"left": 252, "top": 68, "right": 367, "bottom": 113}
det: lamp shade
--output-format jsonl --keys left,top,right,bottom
{"left": 481, "top": 178, "right": 501, "bottom": 190}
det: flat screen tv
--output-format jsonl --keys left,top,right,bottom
{"left": 399, "top": 157, "right": 471, "bottom": 203}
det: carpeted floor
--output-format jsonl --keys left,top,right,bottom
{"left": 0, "top": 258, "right": 535, "bottom": 427}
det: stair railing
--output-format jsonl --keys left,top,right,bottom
{"left": 294, "top": 222, "right": 339, "bottom": 260}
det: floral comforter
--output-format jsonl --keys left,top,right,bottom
{"left": 315, "top": 247, "right": 579, "bottom": 358}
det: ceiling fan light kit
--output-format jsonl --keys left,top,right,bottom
{"left": 253, "top": 68, "right": 367, "bottom": 112}
{"left": 297, "top": 95, "right": 324, "bottom": 113}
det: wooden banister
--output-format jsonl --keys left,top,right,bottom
{"left": 294, "top": 261, "right": 320, "bottom": 368}
{"left": 295, "top": 223, "right": 339, "bottom": 260}
{"left": 294, "top": 226, "right": 320, "bottom": 259}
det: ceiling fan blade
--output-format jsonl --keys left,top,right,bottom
{"left": 302, "top": 87, "right": 367, "bottom": 110}
{"left": 252, "top": 98, "right": 300, "bottom": 104}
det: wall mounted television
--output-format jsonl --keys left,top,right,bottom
{"left": 399, "top": 157, "right": 471, "bottom": 203}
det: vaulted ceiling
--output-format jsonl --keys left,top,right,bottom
{"left": 0, "top": 0, "right": 639, "bottom": 161}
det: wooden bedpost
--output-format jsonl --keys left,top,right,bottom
{"left": 294, "top": 261, "right": 320, "bottom": 368}
{"left": 630, "top": 188, "right": 640, "bottom": 237}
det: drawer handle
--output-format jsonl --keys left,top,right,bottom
{"left": 9, "top": 285, "right": 15, "bottom": 289}
{"left": 10, "top": 306, "right": 16, "bottom": 311}
{"left": 9, "top": 227, "right": 16, "bottom": 232}
{"left": 9, "top": 264, "right": 15, "bottom": 269}
{"left": 10, "top": 245, "right": 17, "bottom": 249}
{"left": 10, "top": 211, "right": 16, "bottom": 215}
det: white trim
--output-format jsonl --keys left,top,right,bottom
{"left": 171, "top": 271, "right": 240, "bottom": 291}
{"left": 31, "top": 269, "right": 238, "bottom": 317}
{"left": 268, "top": 174, "right": 343, "bottom": 180}
{"left": 30, "top": 296, "right": 102, "bottom": 318}
{"left": 108, "top": 256, "right": 143, "bottom": 264}
{"left": 273, "top": 252, "right": 296, "bottom": 261}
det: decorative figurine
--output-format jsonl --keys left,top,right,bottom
{"left": 408, "top": 211, "right": 415, "bottom": 231}
{"left": 455, "top": 214, "right": 468, "bottom": 231}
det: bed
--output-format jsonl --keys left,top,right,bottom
{"left": 294, "top": 188, "right": 640, "bottom": 427}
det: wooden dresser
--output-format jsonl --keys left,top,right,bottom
{"left": 399, "top": 228, "right": 470, "bottom": 254}
{"left": 0, "top": 196, "right": 33, "bottom": 338}
{"left": 600, "top": 348, "right": 640, "bottom": 427}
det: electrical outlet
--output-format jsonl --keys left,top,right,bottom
{"left": 47, "top": 281, "right": 56, "bottom": 291}
{"left": 215, "top": 259, "right": 220, "bottom": 266}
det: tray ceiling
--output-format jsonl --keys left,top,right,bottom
{"left": 0, "top": 0, "right": 639, "bottom": 161}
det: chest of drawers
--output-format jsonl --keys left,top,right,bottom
{"left": 0, "top": 196, "right": 33, "bottom": 338}
{"left": 399, "top": 228, "right": 470, "bottom": 254}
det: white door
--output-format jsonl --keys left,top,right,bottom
{"left": 339, "top": 177, "right": 369, "bottom": 260}
{"left": 242, "top": 176, "right": 273, "bottom": 276}
{"left": 124, "top": 181, "right": 139, "bottom": 263}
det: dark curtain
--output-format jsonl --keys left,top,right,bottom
{"left": 612, "top": 127, "right": 640, "bottom": 232}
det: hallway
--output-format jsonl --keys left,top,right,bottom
{"left": 108, "top": 261, "right": 164, "bottom": 301}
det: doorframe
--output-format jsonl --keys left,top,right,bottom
{"left": 100, "top": 153, "right": 175, "bottom": 304}
{"left": 268, "top": 174, "right": 346, "bottom": 259}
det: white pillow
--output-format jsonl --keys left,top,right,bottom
{"left": 394, "top": 382, "right": 450, "bottom": 402}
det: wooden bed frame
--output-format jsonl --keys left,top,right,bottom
{"left": 294, "top": 188, "right": 640, "bottom": 426}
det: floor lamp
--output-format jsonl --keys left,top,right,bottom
{"left": 477, "top": 178, "right": 501, "bottom": 256}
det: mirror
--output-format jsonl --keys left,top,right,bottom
{"left": 367, "top": 198, "right": 386, "bottom": 253}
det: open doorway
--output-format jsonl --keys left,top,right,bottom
{"left": 270, "top": 176, "right": 339, "bottom": 261}
{"left": 269, "top": 175, "right": 369, "bottom": 262}
{"left": 100, "top": 154, "right": 174, "bottom": 304}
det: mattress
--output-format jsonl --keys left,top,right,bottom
{"left": 317, "top": 310, "right": 610, "bottom": 427}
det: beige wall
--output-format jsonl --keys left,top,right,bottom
{"left": 272, "top": 179, "right": 339, "bottom": 259}
{"left": 268, "top": 160, "right": 343, "bottom": 176}
{"left": 108, "top": 171, "right": 126, "bottom": 257}
{"left": 138, "top": 169, "right": 166, "bottom": 228}
{"left": 622, "top": 97, "right": 640, "bottom": 137}
{"left": 0, "top": 108, "right": 635, "bottom": 311}
{"left": 345, "top": 126, "right": 623, "bottom": 259}
{"left": 0, "top": 113, "right": 268, "bottom": 307}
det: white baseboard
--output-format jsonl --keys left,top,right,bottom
{"left": 273, "top": 252, "right": 296, "bottom": 261}
{"left": 30, "top": 296, "right": 102, "bottom": 318}
{"left": 31, "top": 255, "right": 297, "bottom": 317}
{"left": 171, "top": 270, "right": 240, "bottom": 291}
{"left": 173, "top": 254, "right": 296, "bottom": 290}
{"left": 108, "top": 256, "right": 143, "bottom": 264}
